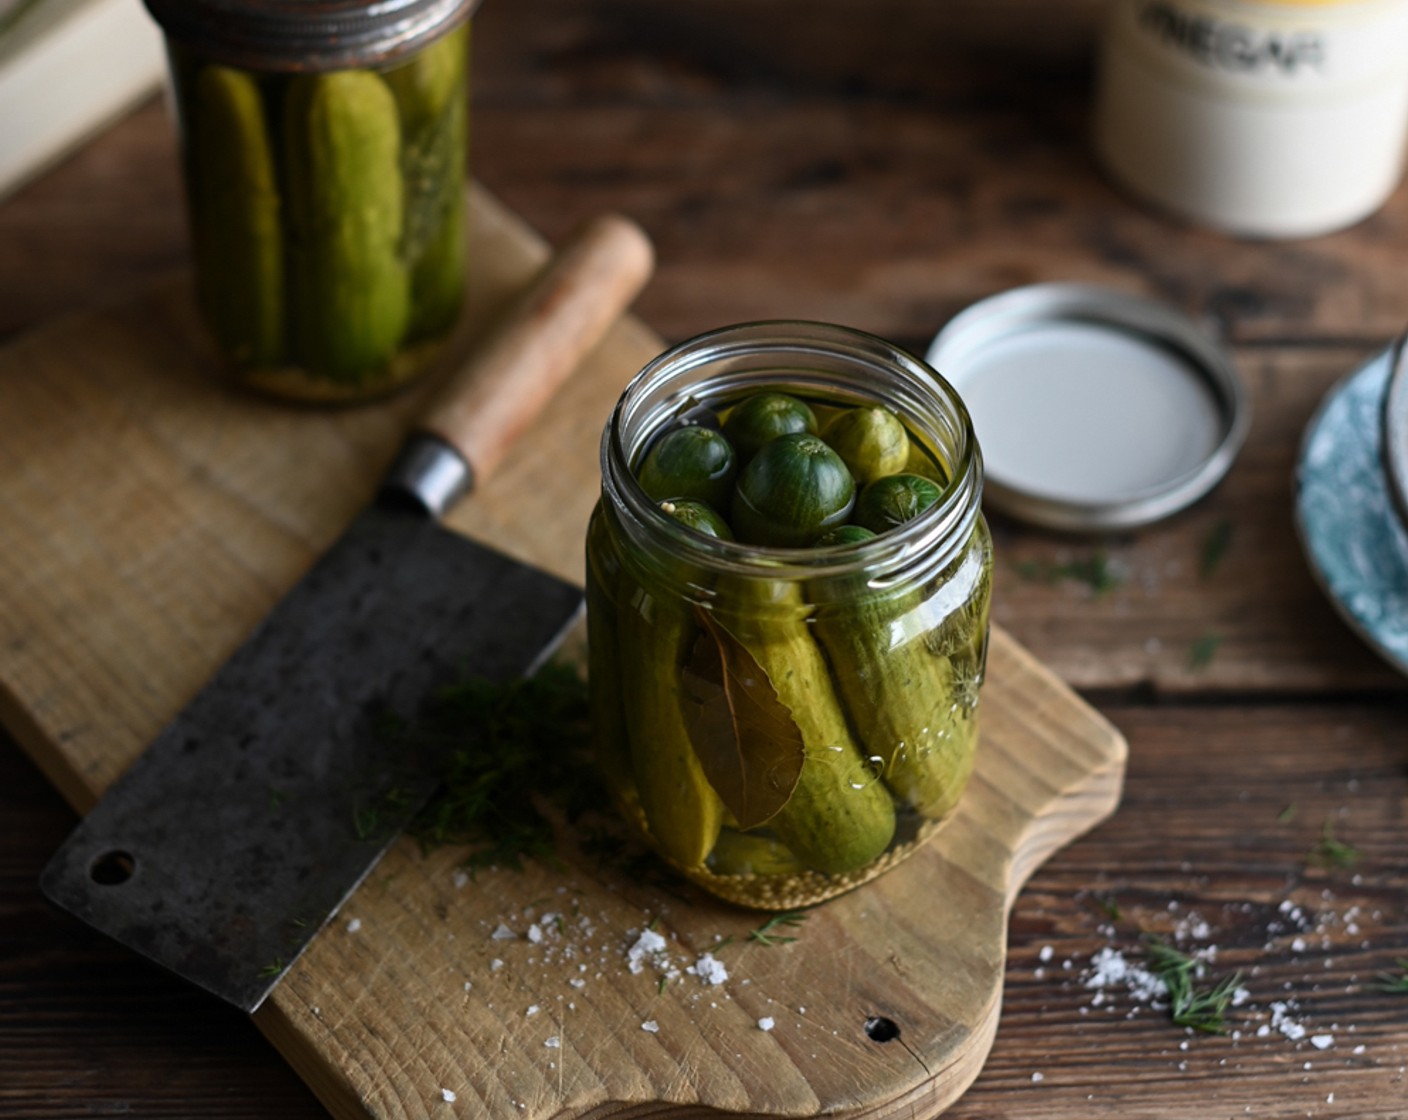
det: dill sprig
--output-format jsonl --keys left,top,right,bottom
{"left": 1143, "top": 938, "right": 1242, "bottom": 1035}
{"left": 1308, "top": 818, "right": 1360, "bottom": 869}
{"left": 748, "top": 909, "right": 808, "bottom": 947}
{"left": 403, "top": 662, "right": 603, "bottom": 874}
{"left": 1188, "top": 632, "right": 1222, "bottom": 670}
{"left": 1374, "top": 959, "right": 1408, "bottom": 994}
{"left": 1200, "top": 519, "right": 1234, "bottom": 579}
{"left": 1014, "top": 551, "right": 1123, "bottom": 597}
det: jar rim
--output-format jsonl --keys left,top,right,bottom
{"left": 145, "top": 0, "right": 479, "bottom": 71}
{"left": 601, "top": 320, "right": 984, "bottom": 582}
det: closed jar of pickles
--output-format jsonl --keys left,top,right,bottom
{"left": 144, "top": 0, "right": 477, "bottom": 402}
{"left": 587, "top": 322, "right": 993, "bottom": 909}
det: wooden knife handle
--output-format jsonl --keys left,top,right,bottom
{"left": 420, "top": 213, "right": 654, "bottom": 487}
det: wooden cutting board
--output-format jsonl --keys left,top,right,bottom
{"left": 0, "top": 184, "right": 1126, "bottom": 1120}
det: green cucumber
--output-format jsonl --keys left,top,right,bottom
{"left": 813, "top": 525, "right": 992, "bottom": 819}
{"left": 189, "top": 65, "right": 285, "bottom": 367}
{"left": 732, "top": 433, "right": 856, "bottom": 548}
{"left": 853, "top": 473, "right": 943, "bottom": 534}
{"left": 637, "top": 426, "right": 737, "bottom": 509}
{"left": 714, "top": 576, "right": 895, "bottom": 874}
{"left": 616, "top": 586, "right": 726, "bottom": 869}
{"left": 659, "top": 499, "right": 733, "bottom": 541}
{"left": 811, "top": 525, "right": 877, "bottom": 548}
{"left": 285, "top": 70, "right": 410, "bottom": 384}
{"left": 722, "top": 392, "right": 818, "bottom": 463}
{"left": 389, "top": 25, "right": 470, "bottom": 342}
{"left": 707, "top": 830, "right": 805, "bottom": 877}
{"left": 822, "top": 406, "right": 910, "bottom": 485}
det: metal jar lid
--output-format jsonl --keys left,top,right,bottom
{"left": 143, "top": 0, "right": 480, "bottom": 72}
{"left": 925, "top": 283, "right": 1250, "bottom": 533}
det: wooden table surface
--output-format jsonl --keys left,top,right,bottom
{"left": 3, "top": 1, "right": 1406, "bottom": 1117}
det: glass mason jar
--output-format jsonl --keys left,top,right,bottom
{"left": 143, "top": 0, "right": 478, "bottom": 402}
{"left": 587, "top": 322, "right": 993, "bottom": 910}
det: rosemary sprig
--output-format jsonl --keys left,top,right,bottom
{"left": 1374, "top": 959, "right": 1408, "bottom": 993}
{"left": 1308, "top": 818, "right": 1360, "bottom": 869}
{"left": 1143, "top": 938, "right": 1242, "bottom": 1035}
{"left": 749, "top": 909, "right": 808, "bottom": 947}
{"left": 1200, "top": 519, "right": 1234, "bottom": 579}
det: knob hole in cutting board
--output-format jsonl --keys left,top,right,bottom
{"left": 89, "top": 850, "right": 136, "bottom": 886}
{"left": 864, "top": 1015, "right": 901, "bottom": 1043}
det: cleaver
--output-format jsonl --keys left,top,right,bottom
{"left": 40, "top": 214, "right": 653, "bottom": 1013}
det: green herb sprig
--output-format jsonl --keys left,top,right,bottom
{"left": 1188, "top": 633, "right": 1222, "bottom": 671}
{"left": 1200, "top": 519, "right": 1234, "bottom": 579}
{"left": 1143, "top": 938, "right": 1242, "bottom": 1035}
{"left": 748, "top": 909, "right": 808, "bottom": 947}
{"left": 401, "top": 662, "right": 602, "bottom": 874}
{"left": 1014, "top": 551, "right": 1123, "bottom": 597}
{"left": 1308, "top": 818, "right": 1360, "bottom": 869}
{"left": 1375, "top": 959, "right": 1408, "bottom": 994}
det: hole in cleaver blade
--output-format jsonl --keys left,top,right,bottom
{"left": 39, "top": 505, "right": 584, "bottom": 1013}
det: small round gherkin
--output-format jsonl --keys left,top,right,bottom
{"left": 853, "top": 473, "right": 943, "bottom": 534}
{"left": 636, "top": 426, "right": 737, "bottom": 509}
{"left": 731, "top": 432, "right": 856, "bottom": 547}
{"left": 658, "top": 498, "right": 734, "bottom": 541}
{"left": 721, "top": 391, "right": 818, "bottom": 463}
{"left": 811, "top": 524, "right": 878, "bottom": 548}
{"left": 822, "top": 406, "right": 910, "bottom": 485}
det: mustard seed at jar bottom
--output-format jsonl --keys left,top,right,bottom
{"left": 145, "top": 0, "right": 478, "bottom": 403}
{"left": 587, "top": 322, "right": 993, "bottom": 910}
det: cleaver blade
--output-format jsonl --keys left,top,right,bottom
{"left": 39, "top": 214, "right": 654, "bottom": 1012}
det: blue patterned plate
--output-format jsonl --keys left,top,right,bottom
{"left": 1295, "top": 346, "right": 1408, "bottom": 676}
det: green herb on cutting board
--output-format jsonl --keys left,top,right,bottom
{"left": 748, "top": 909, "right": 809, "bottom": 947}
{"left": 395, "top": 661, "right": 605, "bottom": 874}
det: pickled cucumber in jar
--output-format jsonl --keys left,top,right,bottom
{"left": 169, "top": 22, "right": 472, "bottom": 402}
{"left": 589, "top": 370, "right": 992, "bottom": 909}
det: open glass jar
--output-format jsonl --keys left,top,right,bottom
{"left": 587, "top": 322, "right": 992, "bottom": 909}
{"left": 144, "top": 0, "right": 478, "bottom": 402}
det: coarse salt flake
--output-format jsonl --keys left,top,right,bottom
{"left": 1039, "top": 945, "right": 1054, "bottom": 962}
{"left": 689, "top": 953, "right": 729, "bottom": 986}
{"left": 1310, "top": 1034, "right": 1334, "bottom": 1050}
{"left": 440, "top": 1088, "right": 456, "bottom": 1103}
{"left": 626, "top": 929, "right": 670, "bottom": 974}
{"left": 346, "top": 918, "right": 361, "bottom": 934}
{"left": 758, "top": 1017, "right": 775, "bottom": 1031}
{"left": 545, "top": 1037, "right": 561, "bottom": 1049}
{"left": 1031, "top": 1072, "right": 1045, "bottom": 1083}
{"left": 527, "top": 924, "right": 544, "bottom": 944}
{"left": 641, "top": 1020, "right": 660, "bottom": 1033}
{"left": 491, "top": 924, "right": 516, "bottom": 941}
